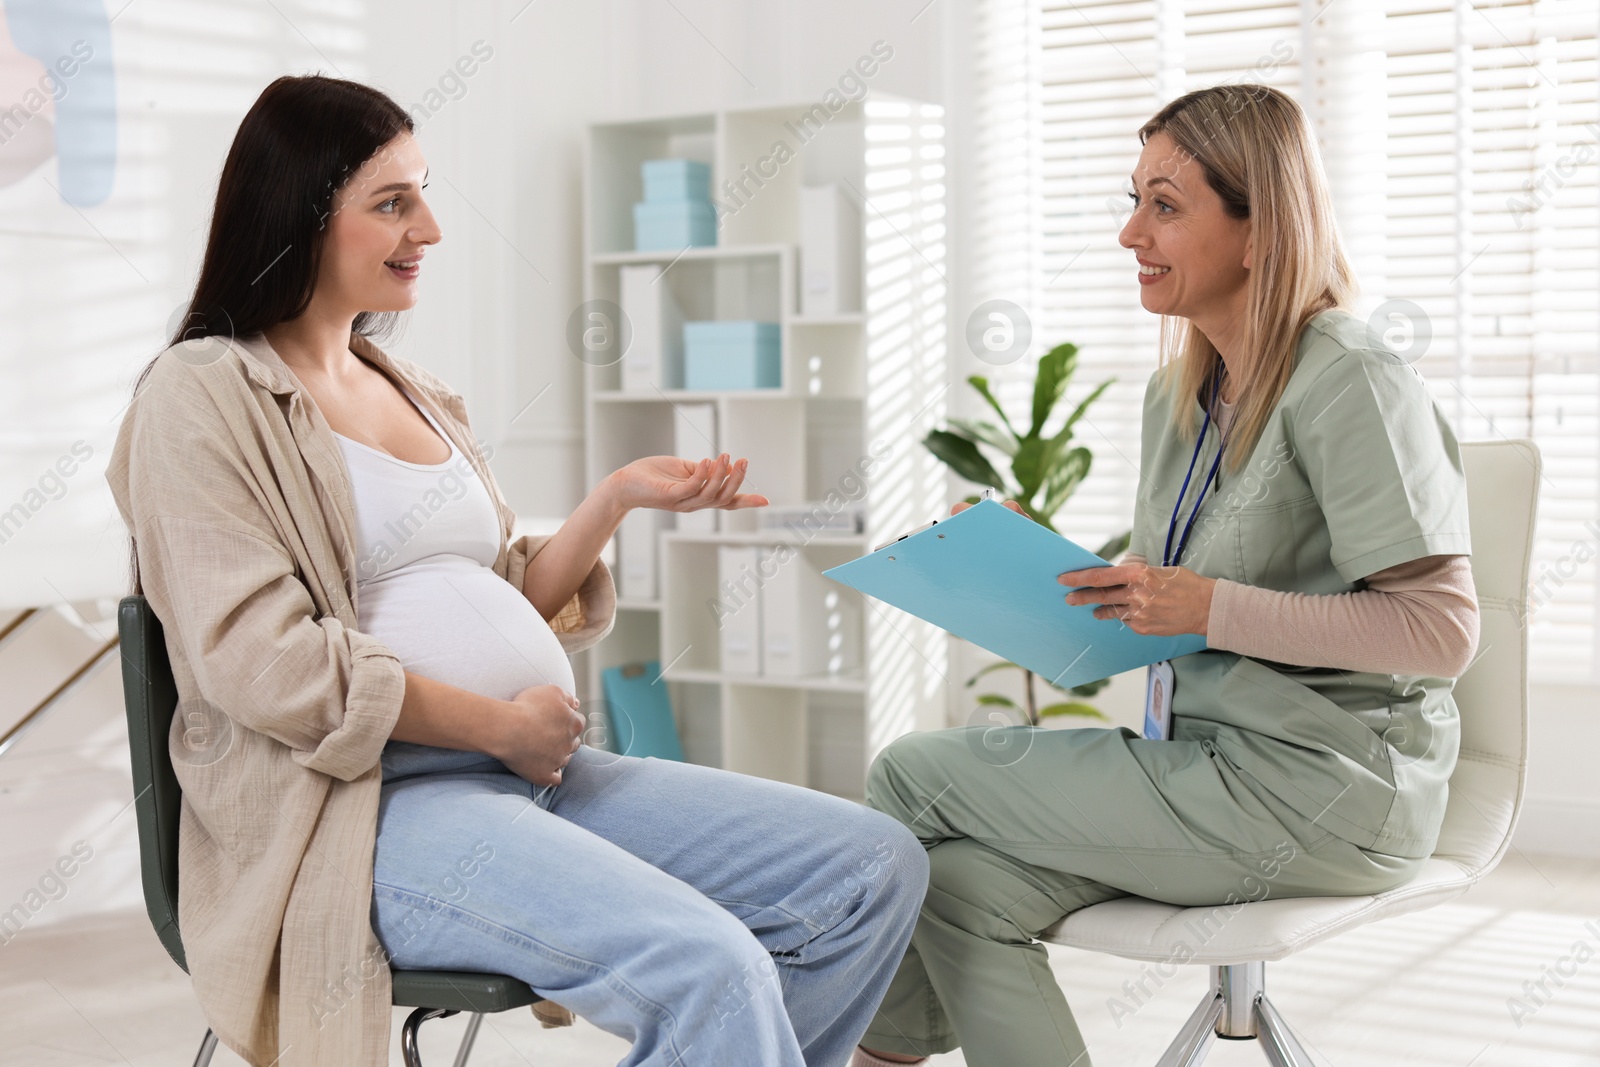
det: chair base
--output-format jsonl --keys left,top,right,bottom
{"left": 401, "top": 1007, "right": 488, "bottom": 1067}
{"left": 191, "top": 1009, "right": 486, "bottom": 1067}
{"left": 1158, "top": 963, "right": 1313, "bottom": 1067}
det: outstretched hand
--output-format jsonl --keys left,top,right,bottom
{"left": 610, "top": 454, "right": 770, "bottom": 514}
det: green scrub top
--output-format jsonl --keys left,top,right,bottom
{"left": 1130, "top": 307, "right": 1473, "bottom": 858}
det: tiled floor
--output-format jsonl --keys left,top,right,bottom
{"left": 2, "top": 850, "right": 1597, "bottom": 1066}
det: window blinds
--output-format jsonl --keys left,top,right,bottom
{"left": 966, "top": 0, "right": 1599, "bottom": 683}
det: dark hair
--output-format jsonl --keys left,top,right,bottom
{"left": 168, "top": 74, "right": 412, "bottom": 351}
{"left": 124, "top": 74, "right": 412, "bottom": 593}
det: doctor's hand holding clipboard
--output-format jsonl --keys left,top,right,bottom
{"left": 947, "top": 491, "right": 1218, "bottom": 640}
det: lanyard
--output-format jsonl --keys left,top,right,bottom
{"left": 1162, "top": 371, "right": 1227, "bottom": 569}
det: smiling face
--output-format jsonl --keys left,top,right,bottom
{"left": 316, "top": 131, "right": 441, "bottom": 318}
{"left": 1118, "top": 131, "right": 1252, "bottom": 334}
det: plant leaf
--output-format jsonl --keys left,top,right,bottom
{"left": 1049, "top": 377, "right": 1114, "bottom": 449}
{"left": 975, "top": 693, "right": 1020, "bottom": 708}
{"left": 948, "top": 416, "right": 1020, "bottom": 456}
{"left": 966, "top": 660, "right": 1022, "bottom": 687}
{"left": 924, "top": 429, "right": 1008, "bottom": 491}
{"left": 1040, "top": 446, "right": 1092, "bottom": 518}
{"left": 1029, "top": 343, "right": 1079, "bottom": 439}
{"left": 1012, "top": 437, "right": 1050, "bottom": 498}
{"left": 1068, "top": 677, "right": 1110, "bottom": 697}
{"left": 1038, "top": 701, "right": 1109, "bottom": 720}
{"left": 966, "top": 375, "right": 1016, "bottom": 436}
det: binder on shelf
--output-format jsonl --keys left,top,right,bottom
{"left": 674, "top": 402, "right": 719, "bottom": 534}
{"left": 823, "top": 499, "right": 1207, "bottom": 690}
{"left": 718, "top": 545, "right": 763, "bottom": 675}
{"left": 600, "top": 661, "right": 686, "bottom": 761}
{"left": 799, "top": 185, "right": 862, "bottom": 316}
{"left": 759, "top": 546, "right": 862, "bottom": 678}
{"left": 618, "top": 508, "right": 666, "bottom": 601}
{"left": 619, "top": 264, "right": 683, "bottom": 392}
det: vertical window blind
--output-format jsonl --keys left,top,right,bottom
{"left": 966, "top": 0, "right": 1599, "bottom": 684}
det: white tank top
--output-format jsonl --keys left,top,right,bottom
{"left": 332, "top": 386, "right": 575, "bottom": 778}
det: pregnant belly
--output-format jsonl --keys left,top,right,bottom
{"left": 357, "top": 557, "right": 578, "bottom": 781}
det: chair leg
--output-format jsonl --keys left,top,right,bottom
{"left": 191, "top": 1028, "right": 218, "bottom": 1067}
{"left": 1255, "top": 994, "right": 1315, "bottom": 1067}
{"left": 1156, "top": 975, "right": 1224, "bottom": 1067}
{"left": 401, "top": 1006, "right": 460, "bottom": 1067}
{"left": 451, "top": 1013, "right": 484, "bottom": 1067}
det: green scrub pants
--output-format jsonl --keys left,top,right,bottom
{"left": 859, "top": 724, "right": 1425, "bottom": 1065}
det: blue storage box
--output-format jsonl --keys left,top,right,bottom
{"left": 684, "top": 321, "right": 781, "bottom": 390}
{"left": 642, "top": 158, "right": 711, "bottom": 202}
{"left": 634, "top": 200, "right": 717, "bottom": 251}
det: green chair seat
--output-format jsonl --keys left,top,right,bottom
{"left": 390, "top": 970, "right": 537, "bottom": 1013}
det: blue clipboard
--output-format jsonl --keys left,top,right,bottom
{"left": 600, "top": 661, "right": 686, "bottom": 761}
{"left": 822, "top": 499, "right": 1207, "bottom": 690}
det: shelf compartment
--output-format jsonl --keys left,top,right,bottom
{"left": 724, "top": 684, "right": 807, "bottom": 786}
{"left": 587, "top": 247, "right": 792, "bottom": 393}
{"left": 660, "top": 535, "right": 866, "bottom": 681}
{"left": 790, "top": 322, "right": 864, "bottom": 398}
{"left": 717, "top": 400, "right": 806, "bottom": 533}
{"left": 587, "top": 114, "right": 717, "bottom": 258}
{"left": 585, "top": 401, "right": 675, "bottom": 490}
{"left": 671, "top": 680, "right": 723, "bottom": 770}
{"left": 809, "top": 690, "right": 868, "bottom": 799}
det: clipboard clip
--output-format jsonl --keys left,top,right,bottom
{"left": 871, "top": 489, "right": 996, "bottom": 553}
{"left": 874, "top": 520, "right": 937, "bottom": 553}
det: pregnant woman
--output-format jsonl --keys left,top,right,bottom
{"left": 106, "top": 74, "right": 928, "bottom": 1067}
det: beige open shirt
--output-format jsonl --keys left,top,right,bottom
{"left": 104, "top": 332, "right": 616, "bottom": 1066}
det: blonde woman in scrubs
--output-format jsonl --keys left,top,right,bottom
{"left": 852, "top": 84, "right": 1480, "bottom": 1067}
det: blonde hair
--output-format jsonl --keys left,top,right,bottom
{"left": 1140, "top": 84, "right": 1357, "bottom": 472}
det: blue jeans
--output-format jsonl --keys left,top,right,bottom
{"left": 370, "top": 742, "right": 930, "bottom": 1066}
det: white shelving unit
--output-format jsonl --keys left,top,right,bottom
{"left": 576, "top": 97, "right": 949, "bottom": 802}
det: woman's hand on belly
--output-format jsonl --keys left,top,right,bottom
{"left": 1058, "top": 562, "right": 1217, "bottom": 637}
{"left": 486, "top": 684, "right": 587, "bottom": 787}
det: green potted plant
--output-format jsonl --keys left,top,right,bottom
{"left": 923, "top": 341, "right": 1131, "bottom": 726}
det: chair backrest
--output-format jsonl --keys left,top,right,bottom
{"left": 116, "top": 594, "right": 188, "bottom": 972}
{"left": 1434, "top": 439, "right": 1541, "bottom": 877}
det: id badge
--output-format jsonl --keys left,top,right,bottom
{"left": 1143, "top": 659, "right": 1175, "bottom": 740}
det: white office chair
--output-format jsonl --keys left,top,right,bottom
{"left": 1042, "top": 438, "right": 1541, "bottom": 1066}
